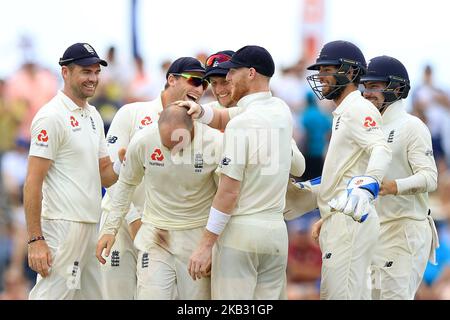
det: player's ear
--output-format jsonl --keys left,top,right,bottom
{"left": 248, "top": 67, "right": 257, "bottom": 79}
{"left": 61, "top": 65, "right": 70, "bottom": 80}
{"left": 167, "top": 74, "right": 177, "bottom": 87}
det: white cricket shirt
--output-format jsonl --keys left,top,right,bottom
{"left": 374, "top": 100, "right": 437, "bottom": 222}
{"left": 102, "top": 95, "right": 163, "bottom": 217}
{"left": 220, "top": 92, "right": 293, "bottom": 218}
{"left": 29, "top": 91, "right": 108, "bottom": 223}
{"left": 107, "top": 121, "right": 223, "bottom": 231}
{"left": 318, "top": 90, "right": 392, "bottom": 219}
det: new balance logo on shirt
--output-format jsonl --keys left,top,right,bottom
{"left": 384, "top": 261, "right": 394, "bottom": 268}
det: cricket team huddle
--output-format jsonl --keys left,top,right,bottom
{"left": 24, "top": 40, "right": 438, "bottom": 300}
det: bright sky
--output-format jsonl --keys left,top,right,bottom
{"left": 1, "top": 0, "right": 449, "bottom": 90}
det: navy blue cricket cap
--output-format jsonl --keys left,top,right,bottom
{"left": 219, "top": 45, "right": 275, "bottom": 77}
{"left": 204, "top": 50, "right": 235, "bottom": 79}
{"left": 166, "top": 57, "right": 205, "bottom": 79}
{"left": 59, "top": 43, "right": 108, "bottom": 67}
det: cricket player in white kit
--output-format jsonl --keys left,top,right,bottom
{"left": 360, "top": 56, "right": 438, "bottom": 299}
{"left": 305, "top": 40, "right": 392, "bottom": 299}
{"left": 182, "top": 50, "right": 306, "bottom": 178}
{"left": 24, "top": 43, "right": 119, "bottom": 299}
{"left": 97, "top": 105, "right": 222, "bottom": 300}
{"left": 186, "top": 45, "right": 293, "bottom": 299}
{"left": 99, "top": 57, "right": 208, "bottom": 299}
{"left": 202, "top": 50, "right": 236, "bottom": 111}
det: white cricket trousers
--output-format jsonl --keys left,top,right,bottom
{"left": 319, "top": 210, "right": 380, "bottom": 300}
{"left": 29, "top": 219, "right": 103, "bottom": 300}
{"left": 371, "top": 217, "right": 434, "bottom": 300}
{"left": 133, "top": 223, "right": 210, "bottom": 300}
{"left": 99, "top": 219, "right": 137, "bottom": 300}
{"left": 211, "top": 214, "right": 289, "bottom": 300}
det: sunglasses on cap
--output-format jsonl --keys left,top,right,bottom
{"left": 205, "top": 53, "right": 232, "bottom": 68}
{"left": 171, "top": 73, "right": 209, "bottom": 90}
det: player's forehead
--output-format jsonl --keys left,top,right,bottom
{"left": 209, "top": 75, "right": 227, "bottom": 84}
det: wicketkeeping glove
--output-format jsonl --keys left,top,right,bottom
{"left": 328, "top": 176, "right": 379, "bottom": 222}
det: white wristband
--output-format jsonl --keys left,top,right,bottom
{"left": 206, "top": 207, "right": 231, "bottom": 235}
{"left": 198, "top": 104, "right": 214, "bottom": 124}
{"left": 113, "top": 160, "right": 122, "bottom": 175}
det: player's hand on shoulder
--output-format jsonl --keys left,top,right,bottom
{"left": 172, "top": 100, "right": 202, "bottom": 119}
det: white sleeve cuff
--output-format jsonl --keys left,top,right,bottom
{"left": 395, "top": 174, "right": 428, "bottom": 195}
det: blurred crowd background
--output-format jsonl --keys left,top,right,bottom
{"left": 1, "top": 0, "right": 450, "bottom": 300}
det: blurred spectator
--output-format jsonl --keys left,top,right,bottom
{"left": 411, "top": 65, "right": 450, "bottom": 173}
{"left": 4, "top": 62, "right": 58, "bottom": 141}
{"left": 0, "top": 79, "right": 28, "bottom": 154}
{"left": 125, "top": 55, "right": 154, "bottom": 103}
{"left": 272, "top": 58, "right": 309, "bottom": 114}
{"left": 0, "top": 209, "right": 12, "bottom": 294}
{"left": 148, "top": 59, "right": 172, "bottom": 102}
{"left": 0, "top": 137, "right": 35, "bottom": 298}
{"left": 90, "top": 46, "right": 128, "bottom": 133}
{"left": 286, "top": 210, "right": 322, "bottom": 300}
{"left": 101, "top": 45, "right": 131, "bottom": 87}
{"left": 416, "top": 171, "right": 450, "bottom": 299}
{"left": 195, "top": 51, "right": 208, "bottom": 65}
{"left": 441, "top": 106, "right": 450, "bottom": 171}
{"left": 296, "top": 92, "right": 332, "bottom": 180}
{"left": 0, "top": 268, "right": 29, "bottom": 300}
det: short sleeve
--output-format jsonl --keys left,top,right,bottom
{"left": 219, "top": 118, "right": 247, "bottom": 181}
{"left": 29, "top": 114, "right": 62, "bottom": 160}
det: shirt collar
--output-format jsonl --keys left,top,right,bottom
{"left": 236, "top": 91, "right": 272, "bottom": 111}
{"left": 382, "top": 100, "right": 406, "bottom": 124}
{"left": 332, "top": 90, "right": 362, "bottom": 116}
{"left": 58, "top": 90, "right": 91, "bottom": 114}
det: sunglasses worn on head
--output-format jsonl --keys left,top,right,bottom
{"left": 205, "top": 53, "right": 232, "bottom": 68}
{"left": 172, "top": 73, "right": 209, "bottom": 90}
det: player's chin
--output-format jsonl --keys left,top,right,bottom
{"left": 83, "top": 89, "right": 97, "bottom": 98}
{"left": 219, "top": 97, "right": 233, "bottom": 108}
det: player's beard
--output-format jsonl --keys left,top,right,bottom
{"left": 71, "top": 81, "right": 97, "bottom": 100}
{"left": 230, "top": 78, "right": 249, "bottom": 103}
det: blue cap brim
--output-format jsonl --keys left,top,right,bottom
{"left": 204, "top": 68, "right": 229, "bottom": 78}
{"left": 75, "top": 57, "right": 108, "bottom": 67}
{"left": 306, "top": 60, "right": 341, "bottom": 71}
{"left": 219, "top": 60, "right": 246, "bottom": 70}
{"left": 183, "top": 68, "right": 205, "bottom": 74}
